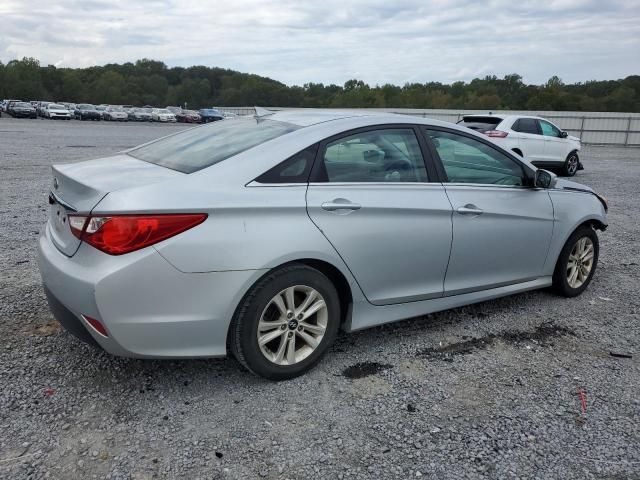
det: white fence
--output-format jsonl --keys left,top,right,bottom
{"left": 215, "top": 107, "right": 640, "bottom": 146}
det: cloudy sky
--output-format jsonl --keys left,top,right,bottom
{"left": 1, "top": 0, "right": 639, "bottom": 86}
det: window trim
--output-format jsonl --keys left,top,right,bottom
{"left": 309, "top": 124, "right": 439, "bottom": 184}
{"left": 419, "top": 125, "right": 536, "bottom": 188}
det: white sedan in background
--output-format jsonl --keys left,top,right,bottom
{"left": 458, "top": 115, "right": 582, "bottom": 176}
{"left": 151, "top": 108, "right": 177, "bottom": 122}
{"left": 44, "top": 104, "right": 72, "bottom": 120}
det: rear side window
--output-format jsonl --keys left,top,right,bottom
{"left": 128, "top": 118, "right": 300, "bottom": 173}
{"left": 457, "top": 116, "right": 502, "bottom": 133}
{"left": 255, "top": 144, "right": 319, "bottom": 183}
{"left": 512, "top": 118, "right": 540, "bottom": 135}
{"left": 316, "top": 129, "right": 428, "bottom": 183}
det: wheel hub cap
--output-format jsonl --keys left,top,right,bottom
{"left": 566, "top": 236, "right": 594, "bottom": 288}
{"left": 257, "top": 285, "right": 328, "bottom": 366}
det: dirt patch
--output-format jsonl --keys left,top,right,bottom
{"left": 28, "top": 322, "right": 61, "bottom": 336}
{"left": 342, "top": 361, "right": 393, "bottom": 379}
{"left": 420, "top": 323, "right": 575, "bottom": 361}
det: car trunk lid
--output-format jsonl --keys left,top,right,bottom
{"left": 48, "top": 154, "right": 182, "bottom": 256}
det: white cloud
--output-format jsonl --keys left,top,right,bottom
{"left": 1, "top": 0, "right": 638, "bottom": 85}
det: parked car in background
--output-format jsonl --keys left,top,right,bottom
{"left": 2, "top": 99, "right": 21, "bottom": 112}
{"left": 128, "top": 107, "right": 153, "bottom": 122}
{"left": 38, "top": 110, "right": 608, "bottom": 380}
{"left": 8, "top": 101, "right": 37, "bottom": 118}
{"left": 176, "top": 109, "right": 201, "bottom": 123}
{"left": 457, "top": 115, "right": 583, "bottom": 177}
{"left": 37, "top": 101, "right": 53, "bottom": 117}
{"left": 166, "top": 106, "right": 182, "bottom": 114}
{"left": 151, "top": 108, "right": 176, "bottom": 122}
{"left": 74, "top": 104, "right": 102, "bottom": 121}
{"left": 44, "top": 103, "right": 72, "bottom": 120}
{"left": 103, "top": 106, "right": 129, "bottom": 122}
{"left": 199, "top": 108, "right": 224, "bottom": 123}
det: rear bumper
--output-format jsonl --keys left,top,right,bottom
{"left": 37, "top": 226, "right": 264, "bottom": 358}
{"left": 43, "top": 286, "right": 101, "bottom": 349}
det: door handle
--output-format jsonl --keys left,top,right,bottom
{"left": 321, "top": 199, "right": 362, "bottom": 212}
{"left": 456, "top": 204, "right": 483, "bottom": 215}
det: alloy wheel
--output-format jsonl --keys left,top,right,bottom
{"left": 257, "top": 285, "right": 328, "bottom": 366}
{"left": 567, "top": 155, "right": 579, "bottom": 175}
{"left": 567, "top": 237, "right": 594, "bottom": 288}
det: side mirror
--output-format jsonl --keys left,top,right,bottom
{"left": 560, "top": 131, "right": 568, "bottom": 138}
{"left": 534, "top": 169, "right": 557, "bottom": 189}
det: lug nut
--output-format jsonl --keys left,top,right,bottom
{"left": 287, "top": 331, "right": 293, "bottom": 338}
{"left": 297, "top": 325, "right": 303, "bottom": 331}
{"left": 297, "top": 314, "right": 303, "bottom": 320}
{"left": 287, "top": 312, "right": 293, "bottom": 319}
{"left": 280, "top": 324, "right": 287, "bottom": 330}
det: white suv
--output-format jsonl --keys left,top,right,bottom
{"left": 457, "top": 115, "right": 582, "bottom": 176}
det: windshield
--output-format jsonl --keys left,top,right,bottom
{"left": 79, "top": 104, "right": 95, "bottom": 109}
{"left": 156, "top": 109, "right": 171, "bottom": 114}
{"left": 201, "top": 109, "right": 220, "bottom": 115}
{"left": 108, "top": 106, "right": 124, "bottom": 112}
{"left": 49, "top": 104, "right": 65, "bottom": 109}
{"left": 15, "top": 102, "right": 31, "bottom": 108}
{"left": 128, "top": 118, "right": 300, "bottom": 174}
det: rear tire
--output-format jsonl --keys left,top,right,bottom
{"left": 229, "top": 264, "right": 340, "bottom": 380}
{"left": 562, "top": 152, "right": 579, "bottom": 177}
{"left": 552, "top": 226, "right": 599, "bottom": 297}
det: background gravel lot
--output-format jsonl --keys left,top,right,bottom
{"left": 1, "top": 118, "right": 639, "bottom": 480}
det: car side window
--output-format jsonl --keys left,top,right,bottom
{"left": 539, "top": 120, "right": 561, "bottom": 137}
{"left": 426, "top": 129, "right": 526, "bottom": 186}
{"left": 512, "top": 118, "right": 540, "bottom": 135}
{"left": 255, "top": 144, "right": 319, "bottom": 183}
{"left": 319, "top": 129, "right": 427, "bottom": 183}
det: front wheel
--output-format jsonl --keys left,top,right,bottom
{"left": 229, "top": 264, "right": 340, "bottom": 380}
{"left": 563, "top": 152, "right": 579, "bottom": 177}
{"left": 552, "top": 226, "right": 599, "bottom": 297}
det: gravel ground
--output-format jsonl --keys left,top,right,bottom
{"left": 1, "top": 117, "right": 639, "bottom": 480}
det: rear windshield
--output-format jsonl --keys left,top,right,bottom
{"left": 457, "top": 116, "right": 503, "bottom": 132}
{"left": 128, "top": 118, "right": 300, "bottom": 173}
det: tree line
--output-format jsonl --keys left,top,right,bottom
{"left": 1, "top": 57, "right": 638, "bottom": 112}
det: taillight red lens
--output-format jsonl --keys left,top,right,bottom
{"left": 83, "top": 315, "right": 108, "bottom": 337}
{"left": 68, "top": 214, "right": 207, "bottom": 255}
{"left": 484, "top": 130, "right": 509, "bottom": 138}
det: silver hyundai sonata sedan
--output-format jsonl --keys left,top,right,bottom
{"left": 38, "top": 109, "right": 608, "bottom": 380}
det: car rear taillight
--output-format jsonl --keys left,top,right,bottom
{"left": 483, "top": 130, "right": 509, "bottom": 138}
{"left": 67, "top": 213, "right": 207, "bottom": 255}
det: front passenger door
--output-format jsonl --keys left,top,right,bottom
{"left": 424, "top": 128, "right": 554, "bottom": 295}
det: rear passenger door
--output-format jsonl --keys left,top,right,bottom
{"left": 306, "top": 126, "right": 453, "bottom": 305}
{"left": 510, "top": 118, "right": 545, "bottom": 162}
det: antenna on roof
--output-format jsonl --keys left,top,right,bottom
{"left": 254, "top": 107, "right": 275, "bottom": 118}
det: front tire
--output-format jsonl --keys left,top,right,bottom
{"left": 552, "top": 226, "right": 599, "bottom": 297}
{"left": 563, "top": 152, "right": 580, "bottom": 177}
{"left": 229, "top": 264, "right": 340, "bottom": 380}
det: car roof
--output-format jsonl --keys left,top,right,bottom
{"left": 266, "top": 109, "right": 388, "bottom": 127}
